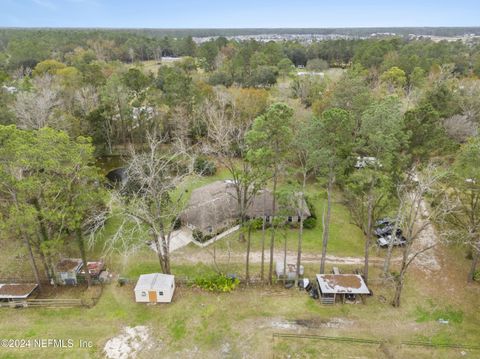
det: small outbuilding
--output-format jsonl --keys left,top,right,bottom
{"left": 0, "top": 283, "right": 38, "bottom": 304}
{"left": 316, "top": 274, "right": 370, "bottom": 305}
{"left": 134, "top": 273, "right": 175, "bottom": 303}
{"left": 56, "top": 258, "right": 83, "bottom": 285}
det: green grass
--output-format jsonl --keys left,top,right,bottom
{"left": 415, "top": 301, "right": 464, "bottom": 324}
{"left": 218, "top": 186, "right": 365, "bottom": 257}
{"left": 168, "top": 317, "right": 187, "bottom": 341}
{"left": 0, "top": 263, "right": 479, "bottom": 359}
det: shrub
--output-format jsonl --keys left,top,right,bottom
{"left": 474, "top": 269, "right": 480, "bottom": 282}
{"left": 248, "top": 65, "right": 278, "bottom": 87}
{"left": 249, "top": 218, "right": 264, "bottom": 230}
{"left": 303, "top": 196, "right": 317, "bottom": 229}
{"left": 194, "top": 156, "right": 217, "bottom": 176}
{"left": 193, "top": 274, "right": 239, "bottom": 292}
{"left": 303, "top": 216, "right": 317, "bottom": 229}
{"left": 208, "top": 71, "right": 233, "bottom": 87}
{"left": 192, "top": 229, "right": 214, "bottom": 243}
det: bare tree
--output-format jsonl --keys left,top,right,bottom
{"left": 13, "top": 75, "right": 61, "bottom": 129}
{"left": 443, "top": 114, "right": 478, "bottom": 143}
{"left": 75, "top": 85, "right": 100, "bottom": 115}
{"left": 458, "top": 79, "right": 480, "bottom": 125}
{"left": 203, "top": 89, "right": 266, "bottom": 283}
{"left": 437, "top": 137, "right": 480, "bottom": 282}
{"left": 203, "top": 89, "right": 264, "bottom": 242}
{"left": 114, "top": 132, "right": 194, "bottom": 274}
{"left": 390, "top": 165, "right": 446, "bottom": 307}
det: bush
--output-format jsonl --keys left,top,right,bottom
{"left": 249, "top": 218, "right": 264, "bottom": 230}
{"left": 248, "top": 65, "right": 278, "bottom": 87}
{"left": 193, "top": 274, "right": 240, "bottom": 292}
{"left": 303, "top": 216, "right": 317, "bottom": 229}
{"left": 194, "top": 157, "right": 217, "bottom": 176}
{"left": 303, "top": 196, "right": 317, "bottom": 229}
{"left": 208, "top": 71, "right": 233, "bottom": 87}
{"left": 306, "top": 58, "right": 329, "bottom": 72}
{"left": 192, "top": 229, "right": 214, "bottom": 243}
{"left": 474, "top": 269, "right": 480, "bottom": 282}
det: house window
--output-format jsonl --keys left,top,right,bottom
{"left": 141, "top": 291, "right": 146, "bottom": 297}
{"left": 159, "top": 291, "right": 164, "bottom": 296}
{"left": 288, "top": 216, "right": 292, "bottom": 222}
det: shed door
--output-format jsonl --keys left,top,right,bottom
{"left": 148, "top": 291, "right": 157, "bottom": 302}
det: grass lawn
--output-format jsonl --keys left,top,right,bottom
{"left": 217, "top": 185, "right": 366, "bottom": 258}
{"left": 0, "top": 262, "right": 478, "bottom": 359}
{"left": 1, "top": 166, "right": 478, "bottom": 358}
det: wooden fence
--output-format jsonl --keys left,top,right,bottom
{"left": 0, "top": 298, "right": 84, "bottom": 308}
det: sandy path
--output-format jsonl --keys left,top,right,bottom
{"left": 411, "top": 197, "right": 441, "bottom": 272}
{"left": 173, "top": 249, "right": 400, "bottom": 266}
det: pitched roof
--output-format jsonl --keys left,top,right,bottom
{"left": 134, "top": 273, "right": 175, "bottom": 291}
{"left": 181, "top": 180, "right": 310, "bottom": 234}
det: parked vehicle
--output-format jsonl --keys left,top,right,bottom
{"left": 377, "top": 234, "right": 407, "bottom": 248}
{"left": 374, "top": 218, "right": 402, "bottom": 237}
{"left": 375, "top": 218, "right": 395, "bottom": 227}
{"left": 374, "top": 226, "right": 402, "bottom": 237}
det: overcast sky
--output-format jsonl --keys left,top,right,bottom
{"left": 1, "top": 0, "right": 479, "bottom": 28}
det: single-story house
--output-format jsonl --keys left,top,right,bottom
{"left": 0, "top": 283, "right": 38, "bottom": 302}
{"left": 181, "top": 180, "right": 310, "bottom": 235}
{"left": 134, "top": 273, "right": 175, "bottom": 303}
{"left": 275, "top": 262, "right": 304, "bottom": 280}
{"left": 316, "top": 274, "right": 370, "bottom": 305}
{"left": 56, "top": 258, "right": 83, "bottom": 285}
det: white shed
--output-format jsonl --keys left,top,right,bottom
{"left": 134, "top": 273, "right": 175, "bottom": 303}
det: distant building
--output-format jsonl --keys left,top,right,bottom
{"left": 298, "top": 71, "right": 324, "bottom": 77}
{"left": 134, "top": 273, "right": 175, "bottom": 303}
{"left": 180, "top": 180, "right": 310, "bottom": 235}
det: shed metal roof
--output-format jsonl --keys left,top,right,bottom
{"left": 316, "top": 274, "right": 370, "bottom": 295}
{"left": 0, "top": 283, "right": 38, "bottom": 299}
{"left": 134, "top": 273, "right": 174, "bottom": 291}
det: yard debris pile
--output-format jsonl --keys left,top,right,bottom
{"left": 104, "top": 326, "right": 154, "bottom": 359}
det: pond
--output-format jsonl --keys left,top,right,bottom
{"left": 95, "top": 155, "right": 127, "bottom": 175}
